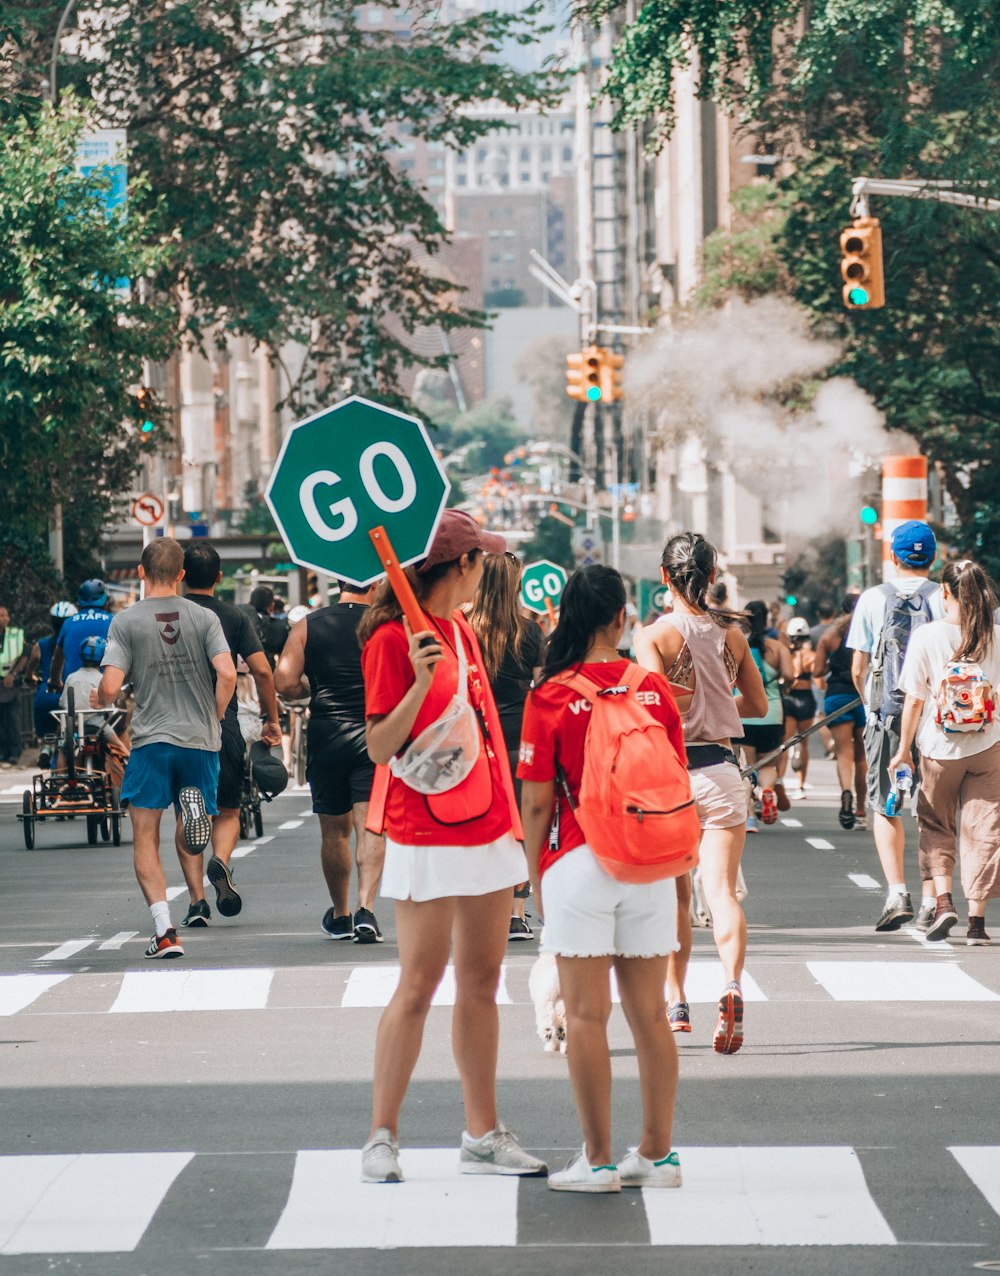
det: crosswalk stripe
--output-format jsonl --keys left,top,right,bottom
{"left": 848, "top": 873, "right": 881, "bottom": 890}
{"left": 806, "top": 837, "right": 835, "bottom": 850}
{"left": 642, "top": 1147, "right": 896, "bottom": 1246}
{"left": 0, "top": 973, "right": 70, "bottom": 1016}
{"left": 807, "top": 961, "right": 1000, "bottom": 1001}
{"left": 266, "top": 1149, "right": 519, "bottom": 1249}
{"left": 277, "top": 820, "right": 303, "bottom": 830}
{"left": 109, "top": 967, "right": 275, "bottom": 1013}
{"left": 341, "top": 964, "right": 513, "bottom": 1008}
{"left": 0, "top": 1152, "right": 193, "bottom": 1254}
{"left": 35, "top": 939, "right": 93, "bottom": 963}
{"left": 98, "top": 931, "right": 139, "bottom": 951}
{"left": 611, "top": 959, "right": 767, "bottom": 1005}
{"left": 949, "top": 1147, "right": 1000, "bottom": 1217}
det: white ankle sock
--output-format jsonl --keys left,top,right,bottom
{"left": 150, "top": 900, "right": 171, "bottom": 936}
{"left": 921, "top": 895, "right": 935, "bottom": 910}
{"left": 887, "top": 883, "right": 907, "bottom": 900}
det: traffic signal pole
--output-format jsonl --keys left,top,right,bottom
{"left": 851, "top": 177, "right": 1000, "bottom": 217}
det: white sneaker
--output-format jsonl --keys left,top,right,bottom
{"left": 459, "top": 1122, "right": 547, "bottom": 1176}
{"left": 618, "top": 1148, "right": 682, "bottom": 1188}
{"left": 547, "top": 1147, "right": 620, "bottom": 1193}
{"left": 361, "top": 1128, "right": 402, "bottom": 1183}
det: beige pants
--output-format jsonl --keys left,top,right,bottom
{"left": 917, "top": 741, "right": 1000, "bottom": 900}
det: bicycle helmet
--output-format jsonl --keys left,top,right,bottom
{"left": 77, "top": 579, "right": 109, "bottom": 607}
{"left": 50, "top": 601, "right": 78, "bottom": 619}
{"left": 786, "top": 617, "right": 810, "bottom": 638}
{"left": 80, "top": 636, "right": 108, "bottom": 667}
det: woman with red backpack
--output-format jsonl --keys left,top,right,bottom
{"left": 890, "top": 558, "right": 1000, "bottom": 945}
{"left": 519, "top": 565, "right": 691, "bottom": 1193}
{"left": 357, "top": 511, "right": 547, "bottom": 1185}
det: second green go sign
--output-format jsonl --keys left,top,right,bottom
{"left": 521, "top": 560, "right": 568, "bottom": 614}
{"left": 265, "top": 396, "right": 450, "bottom": 587}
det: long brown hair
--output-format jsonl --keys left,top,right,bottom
{"left": 942, "top": 559, "right": 998, "bottom": 662}
{"left": 355, "top": 553, "right": 479, "bottom": 648}
{"left": 467, "top": 552, "right": 532, "bottom": 680}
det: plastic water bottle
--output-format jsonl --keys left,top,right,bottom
{"left": 885, "top": 764, "right": 913, "bottom": 817}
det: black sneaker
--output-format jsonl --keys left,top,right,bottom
{"left": 178, "top": 787, "right": 212, "bottom": 854}
{"left": 508, "top": 916, "right": 533, "bottom": 941}
{"left": 914, "top": 901, "right": 935, "bottom": 932}
{"left": 967, "top": 917, "right": 991, "bottom": 946}
{"left": 354, "top": 907, "right": 383, "bottom": 944}
{"left": 321, "top": 908, "right": 354, "bottom": 940}
{"left": 926, "top": 894, "right": 958, "bottom": 942}
{"left": 838, "top": 789, "right": 856, "bottom": 830}
{"left": 875, "top": 891, "right": 913, "bottom": 932}
{"left": 181, "top": 899, "right": 210, "bottom": 928}
{"left": 206, "top": 855, "right": 242, "bottom": 917}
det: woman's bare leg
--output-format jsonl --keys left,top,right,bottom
{"left": 616, "top": 955, "right": 677, "bottom": 1160}
{"left": 556, "top": 955, "right": 615, "bottom": 1166}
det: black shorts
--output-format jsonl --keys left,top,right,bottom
{"left": 307, "top": 718, "right": 374, "bottom": 817}
{"left": 217, "top": 721, "right": 246, "bottom": 810}
{"left": 783, "top": 690, "right": 817, "bottom": 722}
{"left": 740, "top": 723, "right": 784, "bottom": 754}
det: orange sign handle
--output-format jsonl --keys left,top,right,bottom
{"left": 544, "top": 597, "right": 558, "bottom": 626}
{"left": 368, "top": 526, "right": 429, "bottom": 636}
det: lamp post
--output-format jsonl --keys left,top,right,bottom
{"left": 49, "top": 0, "right": 77, "bottom": 104}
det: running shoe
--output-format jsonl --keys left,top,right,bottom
{"left": 361, "top": 1128, "right": 402, "bottom": 1183}
{"left": 354, "top": 907, "right": 383, "bottom": 944}
{"left": 745, "top": 815, "right": 760, "bottom": 834}
{"left": 713, "top": 982, "right": 744, "bottom": 1055}
{"left": 926, "top": 893, "right": 958, "bottom": 942}
{"left": 459, "top": 1122, "right": 547, "bottom": 1176}
{"left": 838, "top": 789, "right": 856, "bottom": 830}
{"left": 667, "top": 1002, "right": 691, "bottom": 1033}
{"left": 618, "top": 1149, "right": 682, "bottom": 1189}
{"left": 180, "top": 899, "right": 210, "bottom": 928}
{"left": 914, "top": 901, "right": 935, "bottom": 932}
{"left": 508, "top": 916, "right": 534, "bottom": 941}
{"left": 321, "top": 909, "right": 354, "bottom": 940}
{"left": 178, "top": 786, "right": 212, "bottom": 854}
{"left": 967, "top": 917, "right": 991, "bottom": 946}
{"left": 875, "top": 891, "right": 913, "bottom": 932}
{"left": 547, "top": 1148, "right": 620, "bottom": 1193}
{"left": 774, "top": 780, "right": 790, "bottom": 812}
{"left": 759, "top": 788, "right": 778, "bottom": 825}
{"left": 790, "top": 743, "right": 803, "bottom": 773}
{"left": 207, "top": 854, "right": 242, "bottom": 917}
{"left": 144, "top": 929, "right": 184, "bottom": 959}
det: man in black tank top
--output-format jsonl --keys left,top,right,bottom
{"left": 275, "top": 582, "right": 384, "bottom": 943}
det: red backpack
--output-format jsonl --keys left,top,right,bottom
{"left": 555, "top": 664, "right": 700, "bottom": 883}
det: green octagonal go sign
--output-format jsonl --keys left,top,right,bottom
{"left": 265, "top": 397, "right": 450, "bottom": 587}
{"left": 521, "top": 560, "right": 568, "bottom": 614}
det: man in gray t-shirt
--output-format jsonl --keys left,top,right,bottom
{"left": 94, "top": 539, "right": 235, "bottom": 959}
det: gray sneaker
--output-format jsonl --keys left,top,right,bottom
{"left": 361, "top": 1128, "right": 402, "bottom": 1183}
{"left": 459, "top": 1121, "right": 547, "bottom": 1176}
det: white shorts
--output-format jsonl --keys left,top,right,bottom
{"left": 380, "top": 832, "right": 528, "bottom": 903}
{"left": 689, "top": 762, "right": 747, "bottom": 830}
{"left": 541, "top": 845, "right": 679, "bottom": 959}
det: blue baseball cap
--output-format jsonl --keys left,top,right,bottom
{"left": 891, "top": 520, "right": 936, "bottom": 568}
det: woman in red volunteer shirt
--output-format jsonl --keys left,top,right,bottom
{"left": 357, "top": 510, "right": 547, "bottom": 1185}
{"left": 519, "top": 565, "right": 687, "bottom": 1194}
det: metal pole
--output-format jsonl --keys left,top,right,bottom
{"left": 611, "top": 449, "right": 621, "bottom": 571}
{"left": 49, "top": 0, "right": 77, "bottom": 104}
{"left": 572, "top": 14, "right": 595, "bottom": 346}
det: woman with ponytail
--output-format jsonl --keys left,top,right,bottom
{"left": 890, "top": 558, "right": 1000, "bottom": 945}
{"left": 518, "top": 566, "right": 687, "bottom": 1192}
{"left": 634, "top": 533, "right": 767, "bottom": 1055}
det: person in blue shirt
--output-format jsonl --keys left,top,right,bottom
{"left": 49, "top": 580, "right": 114, "bottom": 688}
{"left": 26, "top": 601, "right": 77, "bottom": 762}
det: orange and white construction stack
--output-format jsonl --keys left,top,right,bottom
{"left": 882, "top": 455, "right": 928, "bottom": 580}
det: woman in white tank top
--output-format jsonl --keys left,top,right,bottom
{"left": 634, "top": 533, "right": 767, "bottom": 1056}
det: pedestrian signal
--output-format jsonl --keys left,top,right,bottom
{"left": 600, "top": 350, "right": 625, "bottom": 403}
{"left": 860, "top": 505, "right": 879, "bottom": 525}
{"left": 840, "top": 217, "right": 885, "bottom": 310}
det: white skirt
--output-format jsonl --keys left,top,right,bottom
{"left": 380, "top": 832, "right": 528, "bottom": 903}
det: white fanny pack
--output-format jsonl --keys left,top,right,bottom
{"left": 389, "top": 622, "right": 482, "bottom": 795}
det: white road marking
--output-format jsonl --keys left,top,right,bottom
{"left": 902, "top": 925, "right": 960, "bottom": 952}
{"left": 230, "top": 844, "right": 254, "bottom": 859}
{"left": 642, "top": 1146, "right": 895, "bottom": 1246}
{"left": 0, "top": 973, "right": 70, "bottom": 1016}
{"left": 267, "top": 1149, "right": 519, "bottom": 1249}
{"left": 277, "top": 820, "right": 303, "bottom": 831}
{"left": 610, "top": 959, "right": 767, "bottom": 1004}
{"left": 806, "top": 837, "right": 835, "bottom": 850}
{"left": 35, "top": 939, "right": 93, "bottom": 963}
{"left": 0, "top": 1152, "right": 193, "bottom": 1254}
{"left": 341, "top": 964, "right": 512, "bottom": 1008}
{"left": 780, "top": 817, "right": 802, "bottom": 828}
{"left": 255, "top": 835, "right": 274, "bottom": 845}
{"left": 98, "top": 931, "right": 138, "bottom": 951}
{"left": 949, "top": 1147, "right": 1000, "bottom": 1217}
{"left": 165, "top": 886, "right": 187, "bottom": 901}
{"left": 298, "top": 808, "right": 314, "bottom": 818}
{"left": 807, "top": 961, "right": 1000, "bottom": 1002}
{"left": 848, "top": 873, "right": 882, "bottom": 890}
{"left": 109, "top": 968, "right": 275, "bottom": 1013}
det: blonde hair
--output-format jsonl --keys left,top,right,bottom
{"left": 467, "top": 553, "right": 532, "bottom": 680}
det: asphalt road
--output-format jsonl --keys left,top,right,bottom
{"left": 1, "top": 757, "right": 998, "bottom": 1276}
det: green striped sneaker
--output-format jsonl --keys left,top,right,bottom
{"left": 618, "top": 1148, "right": 682, "bottom": 1188}
{"left": 547, "top": 1147, "right": 620, "bottom": 1193}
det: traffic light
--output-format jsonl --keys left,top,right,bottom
{"left": 566, "top": 347, "right": 605, "bottom": 402}
{"left": 860, "top": 505, "right": 879, "bottom": 525}
{"left": 599, "top": 350, "right": 625, "bottom": 402}
{"left": 840, "top": 217, "right": 885, "bottom": 310}
{"left": 134, "top": 386, "right": 156, "bottom": 435}
{"left": 584, "top": 347, "right": 601, "bottom": 402}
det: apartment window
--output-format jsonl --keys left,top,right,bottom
{"left": 490, "top": 254, "right": 501, "bottom": 264}
{"left": 488, "top": 229, "right": 501, "bottom": 239}
{"left": 367, "top": 7, "right": 383, "bottom": 21}
{"left": 520, "top": 170, "right": 531, "bottom": 184}
{"left": 520, "top": 147, "right": 530, "bottom": 163}
{"left": 456, "top": 173, "right": 467, "bottom": 186}
{"left": 562, "top": 147, "right": 572, "bottom": 162}
{"left": 542, "top": 171, "right": 551, "bottom": 182}
{"left": 503, "top": 253, "right": 515, "bottom": 262}
{"left": 541, "top": 146, "right": 551, "bottom": 162}
{"left": 503, "top": 228, "right": 516, "bottom": 238}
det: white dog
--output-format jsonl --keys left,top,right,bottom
{"left": 691, "top": 865, "right": 749, "bottom": 929}
{"left": 528, "top": 952, "right": 567, "bottom": 1054}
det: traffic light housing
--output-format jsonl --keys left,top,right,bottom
{"left": 599, "top": 350, "right": 625, "bottom": 402}
{"left": 565, "top": 351, "right": 588, "bottom": 402}
{"left": 566, "top": 346, "right": 608, "bottom": 402}
{"left": 134, "top": 386, "right": 156, "bottom": 436}
{"left": 840, "top": 217, "right": 885, "bottom": 310}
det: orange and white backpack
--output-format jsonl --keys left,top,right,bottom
{"left": 554, "top": 664, "right": 700, "bottom": 882}
{"left": 935, "top": 660, "right": 995, "bottom": 735}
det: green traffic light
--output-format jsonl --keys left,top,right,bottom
{"left": 785, "top": 594, "right": 797, "bottom": 606}
{"left": 586, "top": 386, "right": 601, "bottom": 402}
{"left": 141, "top": 420, "right": 155, "bottom": 434}
{"left": 848, "top": 286, "right": 870, "bottom": 306}
{"left": 860, "top": 505, "right": 878, "bottom": 525}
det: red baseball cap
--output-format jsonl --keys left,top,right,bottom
{"left": 417, "top": 510, "right": 506, "bottom": 572}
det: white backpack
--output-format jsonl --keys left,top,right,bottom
{"left": 935, "top": 660, "right": 995, "bottom": 734}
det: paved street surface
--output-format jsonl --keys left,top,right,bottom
{"left": 1, "top": 757, "right": 999, "bottom": 1275}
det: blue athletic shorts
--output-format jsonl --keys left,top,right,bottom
{"left": 825, "top": 693, "right": 865, "bottom": 729}
{"left": 121, "top": 742, "right": 220, "bottom": 813}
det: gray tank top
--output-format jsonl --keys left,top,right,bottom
{"left": 658, "top": 612, "right": 744, "bottom": 743}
